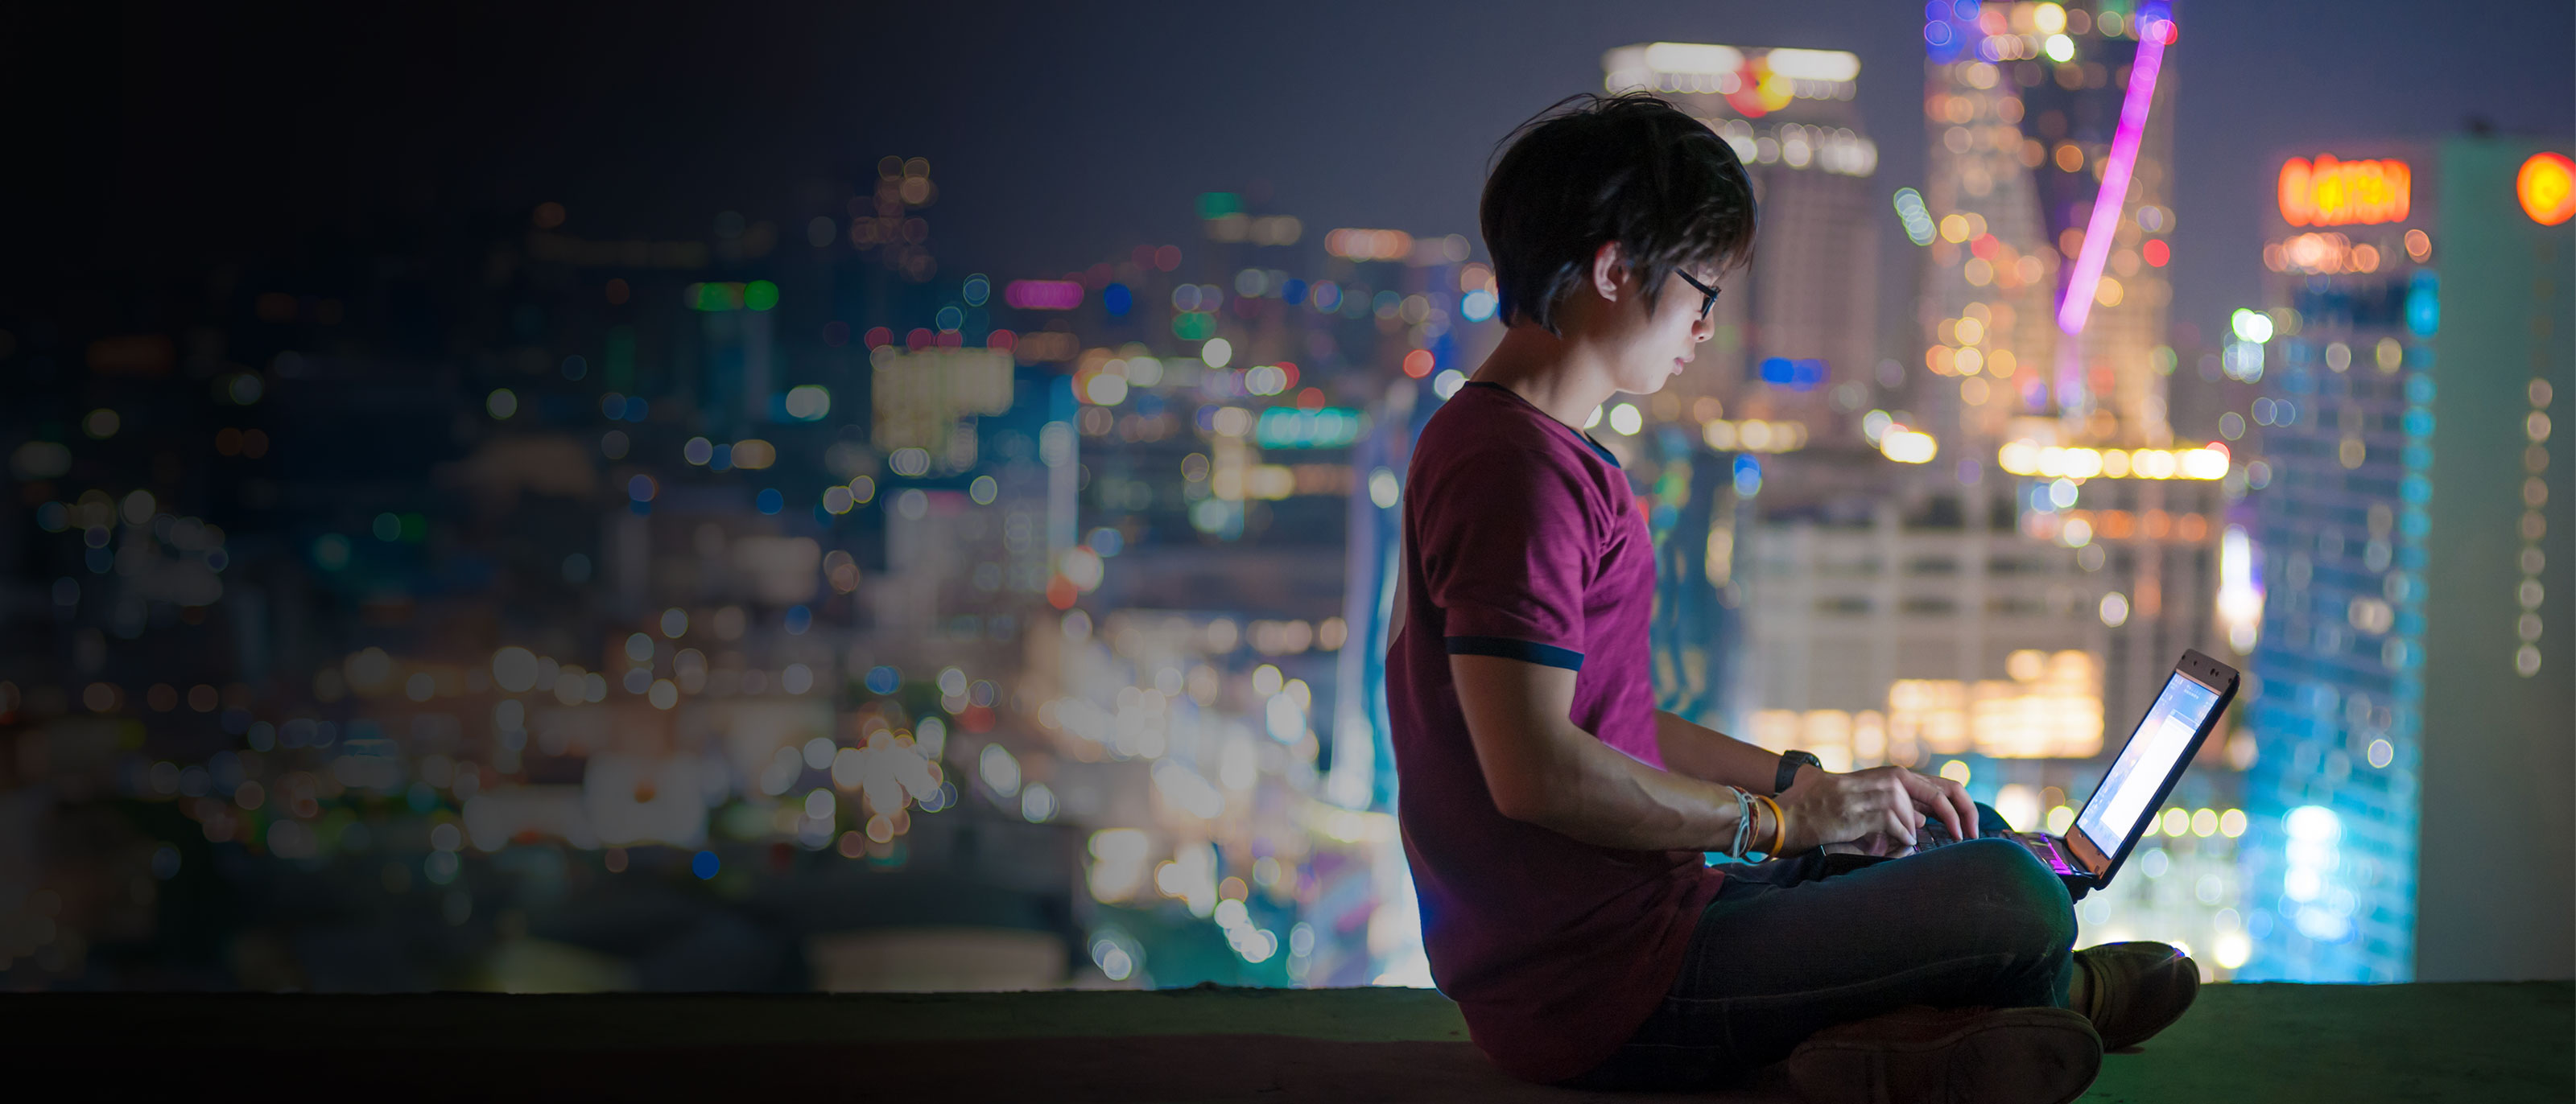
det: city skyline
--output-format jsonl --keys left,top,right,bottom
{"left": 2, "top": 1, "right": 2567, "bottom": 997}
{"left": 24, "top": 2, "right": 2571, "bottom": 365}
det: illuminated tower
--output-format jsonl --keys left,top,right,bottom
{"left": 1603, "top": 43, "right": 1880, "bottom": 444}
{"left": 1917, "top": 1, "right": 2178, "bottom": 450}
{"left": 1913, "top": 0, "right": 2227, "bottom": 825}
{"left": 2235, "top": 137, "right": 2574, "bottom": 982}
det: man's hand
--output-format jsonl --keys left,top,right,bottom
{"left": 1773, "top": 764, "right": 1979, "bottom": 854}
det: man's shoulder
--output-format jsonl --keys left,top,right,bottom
{"left": 1414, "top": 387, "right": 1596, "bottom": 480}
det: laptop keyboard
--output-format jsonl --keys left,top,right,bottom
{"left": 1913, "top": 824, "right": 2071, "bottom": 870}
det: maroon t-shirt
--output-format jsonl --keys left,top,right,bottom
{"left": 1385, "top": 381, "right": 1725, "bottom": 1084}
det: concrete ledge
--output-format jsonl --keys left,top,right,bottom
{"left": 2, "top": 981, "right": 2565, "bottom": 1101}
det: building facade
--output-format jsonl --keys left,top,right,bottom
{"left": 1918, "top": 1, "right": 2179, "bottom": 451}
{"left": 2238, "top": 135, "right": 2574, "bottom": 982}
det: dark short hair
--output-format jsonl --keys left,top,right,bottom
{"left": 1479, "top": 93, "right": 1757, "bottom": 334}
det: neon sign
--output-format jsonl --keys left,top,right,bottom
{"left": 2279, "top": 155, "right": 2411, "bottom": 227}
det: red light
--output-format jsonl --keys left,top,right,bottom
{"left": 1296, "top": 388, "right": 1326, "bottom": 410}
{"left": 2142, "top": 240, "right": 2169, "bottom": 267}
{"left": 1276, "top": 361, "right": 1300, "bottom": 390}
{"left": 863, "top": 326, "right": 892, "bottom": 348}
{"left": 1402, "top": 350, "right": 1435, "bottom": 378}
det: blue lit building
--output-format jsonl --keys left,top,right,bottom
{"left": 2240, "top": 134, "right": 2574, "bottom": 982}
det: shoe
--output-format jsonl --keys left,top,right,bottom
{"left": 1778, "top": 1004, "right": 2102, "bottom": 1104}
{"left": 2074, "top": 941, "right": 2200, "bottom": 1050}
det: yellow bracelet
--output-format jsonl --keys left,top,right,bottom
{"left": 1758, "top": 794, "right": 1786, "bottom": 855}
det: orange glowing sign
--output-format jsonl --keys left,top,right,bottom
{"left": 2519, "top": 152, "right": 2576, "bottom": 226}
{"left": 2279, "top": 154, "right": 2411, "bottom": 227}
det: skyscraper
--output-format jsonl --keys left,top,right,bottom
{"left": 1597, "top": 42, "right": 1877, "bottom": 742}
{"left": 1917, "top": 1, "right": 2178, "bottom": 449}
{"left": 1720, "top": 5, "right": 2246, "bottom": 959}
{"left": 2237, "top": 135, "right": 2574, "bottom": 982}
{"left": 1911, "top": 2, "right": 2220, "bottom": 799}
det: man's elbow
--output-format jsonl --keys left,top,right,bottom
{"left": 1486, "top": 776, "right": 1563, "bottom": 829}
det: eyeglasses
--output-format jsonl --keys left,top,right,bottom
{"left": 1677, "top": 270, "right": 1723, "bottom": 320}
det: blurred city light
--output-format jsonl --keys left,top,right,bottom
{"left": 0, "top": 6, "right": 2560, "bottom": 1010}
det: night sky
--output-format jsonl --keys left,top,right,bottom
{"left": 27, "top": 1, "right": 2576, "bottom": 347}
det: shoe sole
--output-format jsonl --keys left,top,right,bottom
{"left": 1780, "top": 1006, "right": 2103, "bottom": 1104}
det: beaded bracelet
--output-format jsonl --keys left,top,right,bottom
{"left": 1726, "top": 786, "right": 1753, "bottom": 857}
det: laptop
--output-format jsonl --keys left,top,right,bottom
{"left": 1872, "top": 649, "right": 2240, "bottom": 902}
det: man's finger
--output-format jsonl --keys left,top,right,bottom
{"left": 1950, "top": 781, "right": 1978, "bottom": 840}
{"left": 1901, "top": 769, "right": 1967, "bottom": 840}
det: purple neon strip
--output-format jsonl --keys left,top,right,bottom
{"left": 2057, "top": 19, "right": 2171, "bottom": 336}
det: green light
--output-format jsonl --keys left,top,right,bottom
{"left": 1255, "top": 407, "right": 1365, "bottom": 449}
{"left": 1173, "top": 311, "right": 1217, "bottom": 340}
{"left": 1198, "top": 192, "right": 1242, "bottom": 220}
{"left": 606, "top": 327, "right": 637, "bottom": 389}
{"left": 689, "top": 282, "right": 739, "bottom": 311}
{"left": 312, "top": 533, "right": 350, "bottom": 570}
{"left": 745, "top": 281, "right": 779, "bottom": 311}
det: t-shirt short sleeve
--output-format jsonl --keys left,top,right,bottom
{"left": 1417, "top": 445, "right": 1600, "bottom": 671}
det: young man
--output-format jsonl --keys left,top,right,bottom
{"left": 1385, "top": 93, "right": 2199, "bottom": 1102}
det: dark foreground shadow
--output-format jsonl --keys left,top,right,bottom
{"left": 19, "top": 1036, "right": 1798, "bottom": 1102}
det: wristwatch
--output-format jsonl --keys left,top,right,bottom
{"left": 1775, "top": 750, "right": 1822, "bottom": 796}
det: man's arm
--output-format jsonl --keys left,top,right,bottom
{"left": 1653, "top": 710, "right": 1818, "bottom": 795}
{"left": 1660, "top": 710, "right": 1979, "bottom": 844}
{"left": 1450, "top": 653, "right": 1764, "bottom": 852}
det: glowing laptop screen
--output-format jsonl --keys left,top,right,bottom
{"left": 2074, "top": 673, "right": 2222, "bottom": 853}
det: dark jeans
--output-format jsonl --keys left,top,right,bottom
{"left": 1563, "top": 802, "right": 2079, "bottom": 1092}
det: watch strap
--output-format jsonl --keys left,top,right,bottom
{"left": 1775, "top": 750, "right": 1819, "bottom": 796}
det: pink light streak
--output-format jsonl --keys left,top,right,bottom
{"left": 2057, "top": 16, "right": 2174, "bottom": 336}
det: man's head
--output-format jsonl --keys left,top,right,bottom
{"left": 1480, "top": 93, "right": 1757, "bottom": 393}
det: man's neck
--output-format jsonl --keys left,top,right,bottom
{"left": 1467, "top": 324, "right": 1620, "bottom": 432}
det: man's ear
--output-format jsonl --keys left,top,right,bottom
{"left": 1589, "top": 241, "right": 1628, "bottom": 303}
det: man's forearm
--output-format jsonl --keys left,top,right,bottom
{"left": 1653, "top": 710, "right": 1814, "bottom": 794}
{"left": 1512, "top": 719, "right": 1767, "bottom": 853}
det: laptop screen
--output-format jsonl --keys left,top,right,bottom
{"left": 2073, "top": 672, "right": 2223, "bottom": 854}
